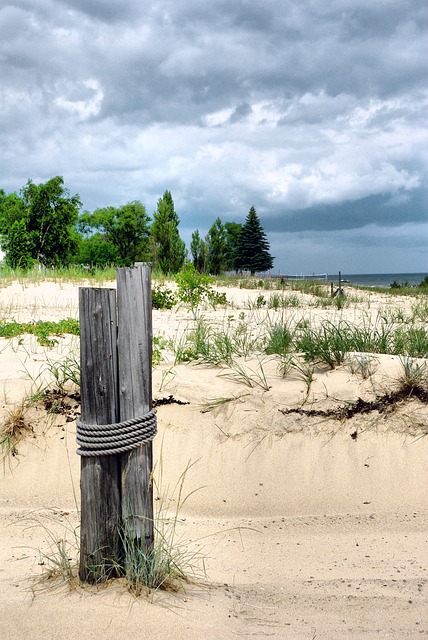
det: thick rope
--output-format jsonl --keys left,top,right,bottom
{"left": 76, "top": 409, "right": 157, "bottom": 457}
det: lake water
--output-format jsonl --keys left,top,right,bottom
{"left": 332, "top": 273, "right": 427, "bottom": 288}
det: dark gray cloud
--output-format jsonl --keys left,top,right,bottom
{"left": 1, "top": 0, "right": 427, "bottom": 272}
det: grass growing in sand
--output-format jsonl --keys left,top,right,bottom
{"left": 0, "top": 400, "right": 34, "bottom": 458}
{"left": 33, "top": 462, "right": 206, "bottom": 597}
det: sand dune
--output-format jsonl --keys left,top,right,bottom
{"left": 0, "top": 278, "right": 427, "bottom": 639}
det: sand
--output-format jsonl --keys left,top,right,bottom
{"left": 0, "top": 278, "right": 427, "bottom": 639}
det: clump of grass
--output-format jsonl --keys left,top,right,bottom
{"left": 1, "top": 400, "right": 34, "bottom": 458}
{"left": 267, "top": 292, "right": 300, "bottom": 309}
{"left": 173, "top": 316, "right": 263, "bottom": 365}
{"left": 45, "top": 355, "right": 80, "bottom": 392}
{"left": 264, "top": 321, "right": 295, "bottom": 356}
{"left": 219, "top": 359, "right": 271, "bottom": 391}
{"left": 33, "top": 514, "right": 80, "bottom": 593}
{"left": 399, "top": 356, "right": 428, "bottom": 391}
{"left": 246, "top": 294, "right": 266, "bottom": 309}
{"left": 346, "top": 354, "right": 379, "bottom": 379}
{"left": 393, "top": 326, "right": 428, "bottom": 358}
{"left": 34, "top": 462, "right": 206, "bottom": 597}
{"left": 411, "top": 298, "right": 428, "bottom": 323}
{"left": 296, "top": 321, "right": 350, "bottom": 369}
{"left": 199, "top": 394, "right": 249, "bottom": 414}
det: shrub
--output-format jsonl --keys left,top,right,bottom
{"left": 152, "top": 286, "right": 176, "bottom": 310}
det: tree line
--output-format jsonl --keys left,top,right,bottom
{"left": 0, "top": 176, "right": 274, "bottom": 276}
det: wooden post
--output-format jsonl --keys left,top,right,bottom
{"left": 116, "top": 266, "right": 154, "bottom": 549}
{"left": 78, "top": 288, "right": 121, "bottom": 582}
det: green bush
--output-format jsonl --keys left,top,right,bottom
{"left": 176, "top": 264, "right": 227, "bottom": 309}
{"left": 152, "top": 286, "right": 176, "bottom": 310}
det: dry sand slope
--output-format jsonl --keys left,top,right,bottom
{"left": 0, "top": 279, "right": 427, "bottom": 639}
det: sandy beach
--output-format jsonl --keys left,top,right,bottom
{"left": 0, "top": 277, "right": 427, "bottom": 639}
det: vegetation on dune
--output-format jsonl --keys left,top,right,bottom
{"left": 0, "top": 268, "right": 426, "bottom": 597}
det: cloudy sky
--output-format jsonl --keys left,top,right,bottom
{"left": 1, "top": 0, "right": 427, "bottom": 274}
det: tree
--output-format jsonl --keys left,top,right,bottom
{"left": 74, "top": 233, "right": 120, "bottom": 267}
{"left": 206, "top": 217, "right": 227, "bottom": 275}
{"left": 150, "top": 190, "right": 186, "bottom": 273}
{"left": 190, "top": 229, "right": 207, "bottom": 273}
{"left": 235, "top": 206, "right": 274, "bottom": 276}
{"left": 0, "top": 176, "right": 82, "bottom": 267}
{"left": 4, "top": 219, "right": 33, "bottom": 269}
{"left": 224, "top": 221, "right": 242, "bottom": 272}
{"left": 77, "top": 201, "right": 150, "bottom": 266}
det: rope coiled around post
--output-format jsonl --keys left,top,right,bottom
{"left": 76, "top": 409, "right": 157, "bottom": 456}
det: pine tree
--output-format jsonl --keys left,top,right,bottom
{"left": 235, "top": 206, "right": 274, "bottom": 276}
{"left": 150, "top": 190, "right": 186, "bottom": 273}
{"left": 224, "top": 221, "right": 242, "bottom": 272}
{"left": 206, "top": 217, "right": 226, "bottom": 275}
{"left": 190, "top": 229, "right": 207, "bottom": 272}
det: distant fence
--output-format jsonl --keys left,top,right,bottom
{"left": 271, "top": 273, "right": 328, "bottom": 282}
{"left": 225, "top": 271, "right": 329, "bottom": 282}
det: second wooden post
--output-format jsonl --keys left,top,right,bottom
{"left": 116, "top": 266, "right": 154, "bottom": 549}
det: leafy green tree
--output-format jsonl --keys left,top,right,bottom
{"left": 190, "top": 229, "right": 207, "bottom": 273}
{"left": 74, "top": 233, "right": 120, "bottom": 267}
{"left": 77, "top": 201, "right": 150, "bottom": 266}
{"left": 224, "top": 221, "right": 242, "bottom": 272}
{"left": 206, "top": 217, "right": 227, "bottom": 275}
{"left": 235, "top": 206, "right": 274, "bottom": 276}
{"left": 150, "top": 190, "right": 186, "bottom": 273}
{"left": 0, "top": 176, "right": 82, "bottom": 267}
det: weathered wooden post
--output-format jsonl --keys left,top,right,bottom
{"left": 77, "top": 265, "right": 156, "bottom": 583}
{"left": 77, "top": 288, "right": 121, "bottom": 582}
{"left": 117, "top": 266, "right": 155, "bottom": 550}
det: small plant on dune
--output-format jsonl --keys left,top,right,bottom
{"left": 296, "top": 321, "right": 350, "bottom": 369}
{"left": 411, "top": 298, "right": 428, "bottom": 323}
{"left": 1, "top": 400, "right": 33, "bottom": 458}
{"left": 264, "top": 321, "right": 295, "bottom": 356}
{"left": 0, "top": 318, "right": 79, "bottom": 347}
{"left": 158, "top": 366, "right": 177, "bottom": 392}
{"left": 199, "top": 394, "right": 248, "bottom": 414}
{"left": 176, "top": 264, "right": 227, "bottom": 314}
{"left": 398, "top": 356, "right": 428, "bottom": 391}
{"left": 393, "top": 326, "right": 428, "bottom": 358}
{"left": 333, "top": 292, "right": 348, "bottom": 310}
{"left": 267, "top": 292, "right": 300, "bottom": 310}
{"left": 277, "top": 353, "right": 295, "bottom": 377}
{"left": 286, "top": 358, "right": 315, "bottom": 401}
{"left": 45, "top": 355, "right": 80, "bottom": 393}
{"left": 33, "top": 514, "right": 80, "bottom": 593}
{"left": 153, "top": 335, "right": 171, "bottom": 365}
{"left": 219, "top": 359, "right": 271, "bottom": 391}
{"left": 346, "top": 354, "right": 379, "bottom": 380}
{"left": 152, "top": 285, "right": 176, "bottom": 310}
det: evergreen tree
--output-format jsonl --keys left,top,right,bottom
{"left": 5, "top": 219, "right": 33, "bottom": 269}
{"left": 224, "top": 221, "right": 242, "bottom": 272}
{"left": 206, "top": 217, "right": 226, "bottom": 275}
{"left": 150, "top": 190, "right": 186, "bottom": 273}
{"left": 190, "top": 229, "right": 207, "bottom": 273}
{"left": 235, "top": 206, "right": 274, "bottom": 276}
